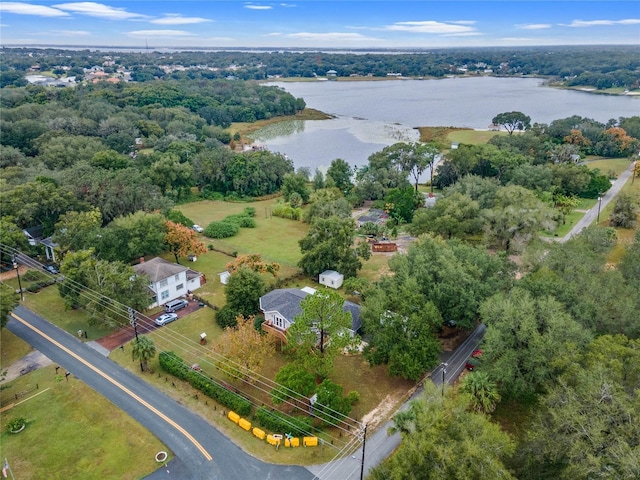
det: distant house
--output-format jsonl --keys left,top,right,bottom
{"left": 259, "top": 287, "right": 361, "bottom": 342}
{"left": 22, "top": 225, "right": 57, "bottom": 261}
{"left": 356, "top": 208, "right": 389, "bottom": 227}
{"left": 133, "top": 257, "right": 202, "bottom": 307}
{"left": 326, "top": 69, "right": 337, "bottom": 77}
{"left": 319, "top": 270, "right": 344, "bottom": 289}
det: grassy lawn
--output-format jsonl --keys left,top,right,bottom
{"left": 0, "top": 329, "right": 33, "bottom": 372}
{"left": 447, "top": 129, "right": 506, "bottom": 145}
{"left": 0, "top": 361, "right": 167, "bottom": 480}
{"left": 584, "top": 156, "right": 633, "bottom": 177}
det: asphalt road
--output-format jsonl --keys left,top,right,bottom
{"left": 8, "top": 306, "right": 314, "bottom": 480}
{"left": 308, "top": 323, "right": 487, "bottom": 480}
{"left": 559, "top": 161, "right": 635, "bottom": 243}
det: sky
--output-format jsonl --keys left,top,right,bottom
{"left": 0, "top": 1, "right": 639, "bottom": 49}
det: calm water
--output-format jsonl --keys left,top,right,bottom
{"left": 251, "top": 77, "right": 639, "bottom": 172}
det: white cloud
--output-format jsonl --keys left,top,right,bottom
{"left": 150, "top": 14, "right": 211, "bottom": 25}
{"left": 280, "top": 3, "right": 296, "bottom": 7}
{"left": 244, "top": 4, "right": 272, "bottom": 10}
{"left": 284, "top": 32, "right": 377, "bottom": 42}
{"left": 51, "top": 29, "right": 90, "bottom": 36}
{"left": 53, "top": 2, "right": 147, "bottom": 20}
{"left": 518, "top": 24, "right": 552, "bottom": 30}
{"left": 566, "top": 18, "right": 640, "bottom": 27}
{"left": 383, "top": 20, "right": 476, "bottom": 34}
{"left": 0, "top": 2, "right": 69, "bottom": 17}
{"left": 128, "top": 29, "right": 195, "bottom": 38}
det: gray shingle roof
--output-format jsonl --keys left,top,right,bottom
{"left": 259, "top": 288, "right": 361, "bottom": 332}
{"left": 132, "top": 257, "right": 188, "bottom": 283}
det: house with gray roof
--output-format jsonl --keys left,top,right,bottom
{"left": 133, "top": 257, "right": 202, "bottom": 307}
{"left": 259, "top": 287, "right": 361, "bottom": 341}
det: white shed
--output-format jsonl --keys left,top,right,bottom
{"left": 319, "top": 270, "right": 344, "bottom": 289}
{"left": 219, "top": 271, "right": 231, "bottom": 285}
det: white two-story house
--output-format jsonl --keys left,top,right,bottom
{"left": 133, "top": 257, "right": 203, "bottom": 307}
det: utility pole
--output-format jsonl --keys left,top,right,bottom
{"left": 359, "top": 424, "right": 368, "bottom": 480}
{"left": 129, "top": 307, "right": 143, "bottom": 372}
{"left": 12, "top": 256, "right": 24, "bottom": 301}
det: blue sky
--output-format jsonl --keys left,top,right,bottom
{"left": 1, "top": 1, "right": 639, "bottom": 49}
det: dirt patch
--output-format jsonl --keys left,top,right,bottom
{"left": 2, "top": 351, "right": 53, "bottom": 383}
{"left": 360, "top": 391, "right": 413, "bottom": 431}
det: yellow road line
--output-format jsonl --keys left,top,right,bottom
{"left": 11, "top": 312, "right": 213, "bottom": 461}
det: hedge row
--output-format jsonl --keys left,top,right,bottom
{"left": 255, "top": 406, "right": 313, "bottom": 437}
{"left": 159, "top": 351, "right": 251, "bottom": 416}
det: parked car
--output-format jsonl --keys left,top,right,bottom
{"left": 164, "top": 298, "right": 189, "bottom": 313}
{"left": 155, "top": 313, "right": 178, "bottom": 326}
{"left": 465, "top": 356, "right": 480, "bottom": 371}
{"left": 43, "top": 264, "right": 60, "bottom": 274}
{"left": 192, "top": 224, "right": 204, "bottom": 233}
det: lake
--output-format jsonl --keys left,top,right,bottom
{"left": 250, "top": 77, "right": 640, "bottom": 172}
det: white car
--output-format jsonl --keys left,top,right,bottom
{"left": 155, "top": 313, "right": 178, "bottom": 326}
{"left": 192, "top": 224, "right": 204, "bottom": 233}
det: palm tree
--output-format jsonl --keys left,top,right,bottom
{"left": 460, "top": 371, "right": 501, "bottom": 414}
{"left": 131, "top": 335, "right": 156, "bottom": 372}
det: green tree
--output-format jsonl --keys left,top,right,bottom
{"left": 384, "top": 186, "right": 423, "bottom": 224}
{"left": 370, "top": 383, "right": 515, "bottom": 480}
{"left": 552, "top": 193, "right": 580, "bottom": 225}
{"left": 53, "top": 207, "right": 103, "bottom": 257}
{"left": 459, "top": 371, "right": 501, "bottom": 414}
{"left": 271, "top": 363, "right": 317, "bottom": 405}
{"left": 326, "top": 158, "right": 353, "bottom": 194}
{"left": 480, "top": 288, "right": 592, "bottom": 400}
{"left": 302, "top": 188, "right": 351, "bottom": 223}
{"left": 281, "top": 172, "right": 310, "bottom": 203}
{"left": 217, "top": 268, "right": 266, "bottom": 328}
{"left": 285, "top": 289, "right": 356, "bottom": 379}
{"left": 519, "top": 335, "right": 640, "bottom": 480}
{"left": 98, "top": 211, "right": 167, "bottom": 262}
{"left": 298, "top": 216, "right": 370, "bottom": 278}
{"left": 492, "top": 111, "right": 531, "bottom": 135}
{"left": 0, "top": 216, "right": 29, "bottom": 266}
{"left": 1, "top": 283, "right": 19, "bottom": 328}
{"left": 59, "top": 249, "right": 152, "bottom": 326}
{"left": 483, "top": 185, "right": 556, "bottom": 252}
{"left": 363, "top": 295, "right": 442, "bottom": 381}
{"left": 408, "top": 193, "right": 481, "bottom": 239}
{"left": 608, "top": 192, "right": 638, "bottom": 228}
{"left": 90, "top": 149, "right": 130, "bottom": 170}
{"left": 131, "top": 335, "right": 156, "bottom": 372}
{"left": 313, "top": 379, "right": 353, "bottom": 426}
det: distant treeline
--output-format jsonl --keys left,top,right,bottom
{"left": 1, "top": 45, "right": 639, "bottom": 89}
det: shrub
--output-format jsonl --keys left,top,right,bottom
{"left": 255, "top": 407, "right": 312, "bottom": 437}
{"left": 215, "top": 305, "right": 238, "bottom": 328}
{"left": 159, "top": 351, "right": 251, "bottom": 416}
{"left": 224, "top": 214, "right": 256, "bottom": 228}
{"left": 6, "top": 417, "right": 26, "bottom": 432}
{"left": 243, "top": 207, "right": 256, "bottom": 217}
{"left": 204, "top": 221, "right": 239, "bottom": 238}
{"left": 272, "top": 203, "right": 302, "bottom": 220}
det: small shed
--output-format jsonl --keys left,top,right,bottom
{"left": 319, "top": 270, "right": 344, "bottom": 289}
{"left": 219, "top": 271, "right": 231, "bottom": 285}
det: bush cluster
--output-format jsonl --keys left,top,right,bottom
{"left": 159, "top": 351, "right": 251, "bottom": 416}
{"left": 255, "top": 407, "right": 313, "bottom": 437}
{"left": 272, "top": 203, "right": 302, "bottom": 220}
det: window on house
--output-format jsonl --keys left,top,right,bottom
{"left": 174, "top": 274, "right": 180, "bottom": 281}
{"left": 176, "top": 283, "right": 184, "bottom": 291}
{"left": 159, "top": 279, "right": 168, "bottom": 288}
{"left": 160, "top": 290, "right": 169, "bottom": 300}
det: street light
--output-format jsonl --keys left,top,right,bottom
{"left": 12, "top": 256, "right": 24, "bottom": 301}
{"left": 597, "top": 194, "right": 603, "bottom": 223}
{"left": 440, "top": 362, "right": 448, "bottom": 397}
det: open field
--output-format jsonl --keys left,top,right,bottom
{"left": 584, "top": 157, "right": 634, "bottom": 177}
{"left": 0, "top": 358, "right": 167, "bottom": 480}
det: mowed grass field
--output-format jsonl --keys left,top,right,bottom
{"left": 0, "top": 345, "right": 167, "bottom": 480}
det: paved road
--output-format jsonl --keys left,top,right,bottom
{"left": 7, "top": 306, "right": 314, "bottom": 480}
{"left": 308, "top": 323, "right": 487, "bottom": 480}
{"left": 558, "top": 162, "right": 635, "bottom": 243}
